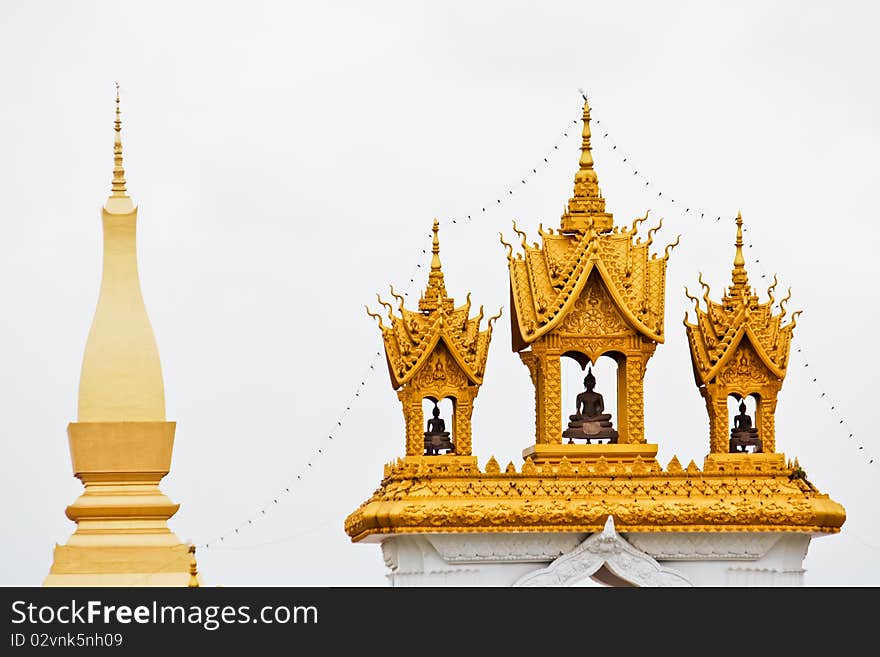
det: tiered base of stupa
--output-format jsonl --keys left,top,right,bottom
{"left": 43, "top": 422, "right": 197, "bottom": 587}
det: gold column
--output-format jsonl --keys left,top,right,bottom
{"left": 701, "top": 385, "right": 729, "bottom": 454}
{"left": 453, "top": 394, "right": 474, "bottom": 456}
{"left": 758, "top": 395, "right": 777, "bottom": 453}
{"left": 616, "top": 355, "right": 629, "bottom": 444}
{"left": 542, "top": 352, "right": 562, "bottom": 444}
{"left": 399, "top": 391, "right": 424, "bottom": 456}
{"left": 520, "top": 352, "right": 542, "bottom": 445}
{"left": 622, "top": 355, "right": 646, "bottom": 444}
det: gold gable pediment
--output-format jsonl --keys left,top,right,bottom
{"left": 510, "top": 247, "right": 665, "bottom": 348}
{"left": 559, "top": 269, "right": 634, "bottom": 338}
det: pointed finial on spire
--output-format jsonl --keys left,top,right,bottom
{"left": 431, "top": 218, "right": 442, "bottom": 272}
{"left": 560, "top": 89, "right": 612, "bottom": 232}
{"left": 187, "top": 544, "right": 200, "bottom": 587}
{"left": 111, "top": 82, "right": 127, "bottom": 197}
{"left": 731, "top": 211, "right": 749, "bottom": 289}
{"left": 577, "top": 91, "right": 597, "bottom": 183}
{"left": 419, "top": 219, "right": 449, "bottom": 313}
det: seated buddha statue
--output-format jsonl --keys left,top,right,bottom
{"left": 729, "top": 400, "right": 761, "bottom": 453}
{"left": 424, "top": 402, "right": 453, "bottom": 455}
{"left": 562, "top": 368, "right": 618, "bottom": 444}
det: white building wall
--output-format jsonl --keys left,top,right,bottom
{"left": 379, "top": 521, "right": 816, "bottom": 587}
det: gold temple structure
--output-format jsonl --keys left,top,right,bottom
{"left": 685, "top": 212, "right": 799, "bottom": 458}
{"left": 44, "top": 87, "right": 198, "bottom": 586}
{"left": 345, "top": 96, "right": 845, "bottom": 545}
{"left": 368, "top": 220, "right": 500, "bottom": 460}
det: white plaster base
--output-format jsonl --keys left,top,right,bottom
{"left": 378, "top": 517, "right": 818, "bottom": 587}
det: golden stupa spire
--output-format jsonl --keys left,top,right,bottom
{"left": 45, "top": 85, "right": 193, "bottom": 587}
{"left": 730, "top": 211, "right": 749, "bottom": 292}
{"left": 576, "top": 91, "right": 599, "bottom": 195}
{"left": 420, "top": 219, "right": 449, "bottom": 312}
{"left": 560, "top": 91, "right": 613, "bottom": 233}
{"left": 77, "top": 84, "right": 164, "bottom": 421}
{"left": 111, "top": 82, "right": 127, "bottom": 197}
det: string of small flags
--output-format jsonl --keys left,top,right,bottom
{"left": 589, "top": 95, "right": 874, "bottom": 470}
{"left": 197, "top": 113, "right": 586, "bottom": 549}
{"left": 448, "top": 116, "right": 580, "bottom": 226}
{"left": 199, "top": 94, "right": 873, "bottom": 554}
{"left": 198, "top": 235, "right": 435, "bottom": 550}
{"left": 199, "top": 348, "right": 383, "bottom": 550}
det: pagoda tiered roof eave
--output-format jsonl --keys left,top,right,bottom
{"left": 687, "top": 314, "right": 788, "bottom": 385}
{"left": 344, "top": 454, "right": 846, "bottom": 542}
{"left": 509, "top": 241, "right": 666, "bottom": 349}
{"left": 382, "top": 323, "right": 491, "bottom": 389}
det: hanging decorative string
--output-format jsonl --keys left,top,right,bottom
{"left": 195, "top": 113, "right": 584, "bottom": 551}
{"left": 447, "top": 117, "right": 580, "bottom": 226}
{"left": 198, "top": 95, "right": 873, "bottom": 556}
{"left": 588, "top": 97, "right": 874, "bottom": 470}
{"left": 591, "top": 114, "right": 725, "bottom": 224}
{"left": 198, "top": 241, "right": 430, "bottom": 551}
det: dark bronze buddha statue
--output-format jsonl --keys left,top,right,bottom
{"left": 729, "top": 400, "right": 761, "bottom": 453}
{"left": 424, "top": 402, "right": 453, "bottom": 455}
{"left": 562, "top": 368, "right": 618, "bottom": 444}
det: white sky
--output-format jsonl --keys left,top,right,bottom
{"left": 2, "top": 1, "right": 878, "bottom": 586}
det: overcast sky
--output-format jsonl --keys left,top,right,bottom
{"left": 2, "top": 1, "right": 878, "bottom": 586}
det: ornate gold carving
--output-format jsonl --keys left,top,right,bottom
{"left": 543, "top": 353, "right": 562, "bottom": 444}
{"left": 503, "top": 98, "right": 666, "bottom": 452}
{"left": 347, "top": 100, "right": 844, "bottom": 550}
{"left": 686, "top": 214, "right": 796, "bottom": 454}
{"left": 717, "top": 344, "right": 770, "bottom": 386}
{"left": 561, "top": 273, "right": 629, "bottom": 335}
{"left": 624, "top": 357, "right": 645, "bottom": 444}
{"left": 415, "top": 346, "right": 469, "bottom": 390}
{"left": 370, "top": 221, "right": 498, "bottom": 458}
{"left": 344, "top": 453, "right": 845, "bottom": 541}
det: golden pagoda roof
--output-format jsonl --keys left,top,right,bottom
{"left": 505, "top": 97, "right": 679, "bottom": 351}
{"left": 685, "top": 213, "right": 800, "bottom": 385}
{"left": 345, "top": 453, "right": 844, "bottom": 541}
{"left": 369, "top": 220, "right": 501, "bottom": 388}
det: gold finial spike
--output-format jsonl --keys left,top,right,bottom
{"left": 731, "top": 211, "right": 749, "bottom": 289}
{"left": 419, "top": 219, "right": 448, "bottom": 312}
{"left": 187, "top": 544, "right": 200, "bottom": 587}
{"left": 577, "top": 92, "right": 597, "bottom": 181}
{"left": 111, "top": 82, "right": 127, "bottom": 196}
{"left": 734, "top": 212, "right": 745, "bottom": 267}
{"left": 431, "top": 218, "right": 442, "bottom": 271}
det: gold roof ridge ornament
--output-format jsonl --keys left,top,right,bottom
{"left": 367, "top": 219, "right": 501, "bottom": 457}
{"left": 685, "top": 212, "right": 802, "bottom": 456}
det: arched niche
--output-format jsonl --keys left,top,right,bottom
{"left": 561, "top": 351, "right": 620, "bottom": 443}
{"left": 421, "top": 395, "right": 456, "bottom": 455}
{"left": 727, "top": 392, "right": 762, "bottom": 453}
